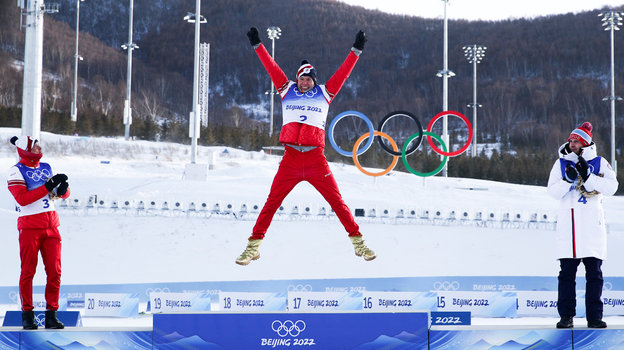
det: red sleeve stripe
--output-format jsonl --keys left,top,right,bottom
{"left": 277, "top": 81, "right": 289, "bottom": 94}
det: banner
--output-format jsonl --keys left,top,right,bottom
{"left": 218, "top": 292, "right": 287, "bottom": 312}
{"left": 287, "top": 291, "right": 362, "bottom": 312}
{"left": 153, "top": 312, "right": 429, "bottom": 349}
{"left": 362, "top": 291, "right": 437, "bottom": 311}
{"left": 149, "top": 292, "right": 211, "bottom": 313}
{"left": 602, "top": 290, "right": 624, "bottom": 316}
{"left": 435, "top": 291, "right": 517, "bottom": 317}
{"left": 516, "top": 291, "right": 559, "bottom": 317}
{"left": 32, "top": 293, "right": 67, "bottom": 311}
{"left": 84, "top": 293, "right": 139, "bottom": 317}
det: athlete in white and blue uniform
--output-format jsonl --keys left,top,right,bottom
{"left": 547, "top": 122, "right": 618, "bottom": 329}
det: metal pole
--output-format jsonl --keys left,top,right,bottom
{"left": 21, "top": 0, "right": 45, "bottom": 139}
{"left": 442, "top": 0, "right": 449, "bottom": 176}
{"left": 610, "top": 24, "right": 617, "bottom": 173}
{"left": 123, "top": 0, "right": 134, "bottom": 141}
{"left": 472, "top": 56, "right": 478, "bottom": 157}
{"left": 71, "top": 0, "right": 81, "bottom": 123}
{"left": 600, "top": 11, "right": 621, "bottom": 174}
{"left": 190, "top": 0, "right": 201, "bottom": 163}
{"left": 269, "top": 37, "right": 275, "bottom": 137}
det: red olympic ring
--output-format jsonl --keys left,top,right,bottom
{"left": 426, "top": 111, "right": 473, "bottom": 157}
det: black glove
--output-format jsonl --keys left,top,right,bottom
{"left": 56, "top": 180, "right": 69, "bottom": 196}
{"left": 44, "top": 173, "right": 68, "bottom": 192}
{"left": 247, "top": 27, "right": 261, "bottom": 46}
{"left": 575, "top": 157, "right": 590, "bottom": 182}
{"left": 564, "top": 165, "right": 578, "bottom": 183}
{"left": 353, "top": 30, "right": 367, "bottom": 51}
{"left": 10, "top": 136, "right": 17, "bottom": 145}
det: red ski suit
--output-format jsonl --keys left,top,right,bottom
{"left": 251, "top": 43, "right": 361, "bottom": 239}
{"left": 7, "top": 156, "right": 70, "bottom": 312}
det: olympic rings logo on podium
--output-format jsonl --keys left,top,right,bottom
{"left": 328, "top": 110, "right": 473, "bottom": 177}
{"left": 272, "top": 320, "right": 306, "bottom": 337}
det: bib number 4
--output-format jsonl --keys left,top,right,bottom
{"left": 578, "top": 194, "right": 587, "bottom": 204}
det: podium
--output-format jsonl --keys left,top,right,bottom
{"left": 2, "top": 311, "right": 82, "bottom": 327}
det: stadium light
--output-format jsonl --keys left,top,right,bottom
{"left": 266, "top": 26, "right": 281, "bottom": 137}
{"left": 599, "top": 10, "right": 623, "bottom": 175}
{"left": 463, "top": 44, "right": 486, "bottom": 157}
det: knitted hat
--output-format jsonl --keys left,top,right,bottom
{"left": 10, "top": 135, "right": 42, "bottom": 163}
{"left": 10, "top": 135, "right": 38, "bottom": 152}
{"left": 568, "top": 122, "right": 593, "bottom": 147}
{"left": 296, "top": 60, "right": 318, "bottom": 85}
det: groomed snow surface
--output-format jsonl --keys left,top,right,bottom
{"left": 0, "top": 128, "right": 623, "bottom": 327}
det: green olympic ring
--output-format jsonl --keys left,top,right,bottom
{"left": 401, "top": 131, "right": 448, "bottom": 177}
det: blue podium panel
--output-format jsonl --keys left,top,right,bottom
{"left": 20, "top": 329, "right": 152, "bottom": 350}
{"left": 2, "top": 311, "right": 82, "bottom": 328}
{"left": 0, "top": 332, "right": 19, "bottom": 350}
{"left": 153, "top": 311, "right": 429, "bottom": 349}
{"left": 429, "top": 325, "right": 573, "bottom": 350}
{"left": 573, "top": 328, "right": 624, "bottom": 349}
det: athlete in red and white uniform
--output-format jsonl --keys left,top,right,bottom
{"left": 236, "top": 28, "right": 376, "bottom": 265}
{"left": 7, "top": 136, "right": 69, "bottom": 329}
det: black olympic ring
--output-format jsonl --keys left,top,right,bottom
{"left": 376, "top": 111, "right": 423, "bottom": 156}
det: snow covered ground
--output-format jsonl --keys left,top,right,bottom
{"left": 0, "top": 127, "right": 622, "bottom": 327}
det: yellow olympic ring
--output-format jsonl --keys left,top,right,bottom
{"left": 352, "top": 131, "right": 399, "bottom": 177}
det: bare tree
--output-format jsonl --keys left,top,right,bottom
{"left": 136, "top": 89, "right": 164, "bottom": 120}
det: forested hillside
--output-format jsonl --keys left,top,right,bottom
{"left": 0, "top": 0, "right": 622, "bottom": 190}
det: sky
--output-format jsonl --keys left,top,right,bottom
{"left": 337, "top": 0, "right": 624, "bottom": 21}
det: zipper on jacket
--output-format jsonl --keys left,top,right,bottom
{"left": 571, "top": 208, "right": 577, "bottom": 258}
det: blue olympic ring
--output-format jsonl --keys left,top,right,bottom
{"left": 328, "top": 110, "right": 375, "bottom": 156}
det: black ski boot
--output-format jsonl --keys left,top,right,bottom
{"left": 22, "top": 311, "right": 38, "bottom": 330}
{"left": 45, "top": 310, "right": 64, "bottom": 329}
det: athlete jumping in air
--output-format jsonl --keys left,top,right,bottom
{"left": 235, "top": 27, "right": 376, "bottom": 265}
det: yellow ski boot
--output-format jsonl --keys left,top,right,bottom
{"left": 236, "top": 238, "right": 262, "bottom": 265}
{"left": 350, "top": 235, "right": 376, "bottom": 261}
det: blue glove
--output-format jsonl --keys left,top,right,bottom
{"left": 575, "top": 157, "right": 590, "bottom": 182}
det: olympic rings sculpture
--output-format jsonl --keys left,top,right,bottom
{"left": 328, "top": 110, "right": 473, "bottom": 177}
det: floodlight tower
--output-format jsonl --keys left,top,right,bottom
{"left": 184, "top": 0, "right": 206, "bottom": 164}
{"left": 121, "top": 0, "right": 138, "bottom": 141}
{"left": 71, "top": 0, "right": 85, "bottom": 123}
{"left": 599, "top": 10, "right": 623, "bottom": 175}
{"left": 463, "top": 45, "right": 486, "bottom": 157}
{"left": 266, "top": 26, "right": 281, "bottom": 137}
{"left": 19, "top": 0, "right": 59, "bottom": 139}
{"left": 436, "top": 0, "right": 455, "bottom": 176}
